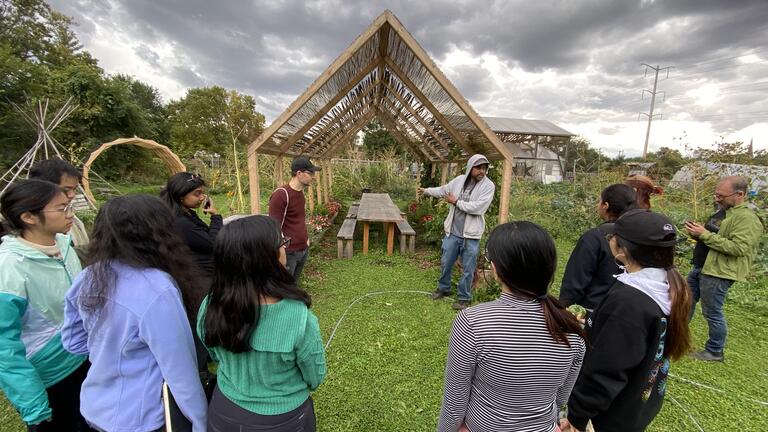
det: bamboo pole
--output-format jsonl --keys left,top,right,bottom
{"left": 499, "top": 158, "right": 513, "bottom": 224}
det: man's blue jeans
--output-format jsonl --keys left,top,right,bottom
{"left": 437, "top": 234, "right": 479, "bottom": 301}
{"left": 689, "top": 267, "right": 733, "bottom": 353}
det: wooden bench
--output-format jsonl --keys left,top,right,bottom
{"left": 396, "top": 218, "right": 416, "bottom": 254}
{"left": 337, "top": 218, "right": 357, "bottom": 258}
{"left": 346, "top": 202, "right": 360, "bottom": 219}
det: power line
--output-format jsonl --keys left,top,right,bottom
{"left": 674, "top": 47, "right": 768, "bottom": 71}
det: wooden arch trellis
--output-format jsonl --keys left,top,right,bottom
{"left": 247, "top": 10, "right": 516, "bottom": 223}
{"left": 82, "top": 137, "right": 186, "bottom": 203}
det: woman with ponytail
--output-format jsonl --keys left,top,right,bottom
{"left": 438, "top": 221, "right": 586, "bottom": 432}
{"left": 562, "top": 209, "right": 691, "bottom": 432}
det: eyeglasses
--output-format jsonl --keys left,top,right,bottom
{"left": 186, "top": 173, "right": 201, "bottom": 182}
{"left": 483, "top": 248, "right": 491, "bottom": 264}
{"left": 279, "top": 236, "right": 292, "bottom": 248}
{"left": 604, "top": 233, "right": 615, "bottom": 242}
{"left": 42, "top": 202, "right": 75, "bottom": 216}
{"left": 713, "top": 191, "right": 740, "bottom": 200}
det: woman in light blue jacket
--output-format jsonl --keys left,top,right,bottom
{"left": 0, "top": 179, "right": 92, "bottom": 431}
{"left": 62, "top": 194, "right": 207, "bottom": 432}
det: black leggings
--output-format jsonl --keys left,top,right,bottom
{"left": 28, "top": 361, "right": 95, "bottom": 432}
{"left": 207, "top": 386, "right": 316, "bottom": 432}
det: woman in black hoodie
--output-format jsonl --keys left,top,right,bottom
{"left": 559, "top": 184, "right": 638, "bottom": 314}
{"left": 561, "top": 210, "right": 692, "bottom": 432}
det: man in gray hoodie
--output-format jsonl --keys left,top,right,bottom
{"left": 418, "top": 154, "right": 495, "bottom": 310}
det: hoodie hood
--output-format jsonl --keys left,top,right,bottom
{"left": 464, "top": 154, "right": 490, "bottom": 177}
{"left": 0, "top": 233, "right": 73, "bottom": 261}
{"left": 615, "top": 267, "right": 671, "bottom": 315}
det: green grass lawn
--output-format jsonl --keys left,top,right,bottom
{"left": 1, "top": 209, "right": 767, "bottom": 431}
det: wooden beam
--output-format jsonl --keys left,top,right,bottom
{"left": 316, "top": 169, "right": 323, "bottom": 204}
{"left": 499, "top": 158, "right": 513, "bottom": 224}
{"left": 313, "top": 102, "right": 373, "bottom": 157}
{"left": 296, "top": 78, "right": 378, "bottom": 155}
{"left": 249, "top": 11, "right": 391, "bottom": 155}
{"left": 274, "top": 156, "right": 284, "bottom": 186}
{"left": 282, "top": 58, "right": 380, "bottom": 154}
{"left": 318, "top": 109, "right": 376, "bottom": 158}
{"left": 382, "top": 80, "right": 453, "bottom": 155}
{"left": 384, "top": 12, "right": 514, "bottom": 163}
{"left": 377, "top": 110, "right": 432, "bottom": 161}
{"left": 247, "top": 151, "right": 261, "bottom": 214}
{"left": 384, "top": 56, "right": 472, "bottom": 156}
{"left": 380, "top": 97, "right": 444, "bottom": 161}
{"left": 376, "top": 24, "right": 390, "bottom": 108}
{"left": 307, "top": 185, "right": 315, "bottom": 214}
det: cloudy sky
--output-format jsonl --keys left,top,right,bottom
{"left": 49, "top": 0, "right": 768, "bottom": 157}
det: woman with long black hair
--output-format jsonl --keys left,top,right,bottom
{"left": 438, "top": 221, "right": 586, "bottom": 432}
{"left": 559, "top": 184, "right": 638, "bottom": 314}
{"left": 562, "top": 210, "right": 692, "bottom": 432}
{"left": 61, "top": 195, "right": 207, "bottom": 431}
{"left": 198, "top": 215, "right": 326, "bottom": 432}
{"left": 0, "top": 179, "right": 93, "bottom": 431}
{"left": 160, "top": 172, "right": 222, "bottom": 279}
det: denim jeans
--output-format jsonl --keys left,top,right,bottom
{"left": 687, "top": 266, "right": 702, "bottom": 321}
{"left": 437, "top": 234, "right": 479, "bottom": 301}
{"left": 286, "top": 247, "right": 310, "bottom": 284}
{"left": 690, "top": 271, "right": 734, "bottom": 353}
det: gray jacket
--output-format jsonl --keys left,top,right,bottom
{"left": 423, "top": 154, "right": 495, "bottom": 239}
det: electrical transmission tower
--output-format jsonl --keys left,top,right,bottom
{"left": 639, "top": 64, "right": 672, "bottom": 159}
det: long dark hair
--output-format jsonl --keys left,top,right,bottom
{"left": 204, "top": 215, "right": 311, "bottom": 353}
{"left": 80, "top": 194, "right": 203, "bottom": 319}
{"left": 615, "top": 236, "right": 692, "bottom": 360}
{"left": 0, "top": 179, "right": 63, "bottom": 237}
{"left": 600, "top": 184, "right": 638, "bottom": 220}
{"left": 159, "top": 172, "right": 206, "bottom": 215}
{"left": 487, "top": 221, "right": 586, "bottom": 346}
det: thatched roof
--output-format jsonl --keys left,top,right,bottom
{"left": 249, "top": 10, "right": 513, "bottom": 163}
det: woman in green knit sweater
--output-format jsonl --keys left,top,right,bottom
{"left": 197, "top": 215, "right": 326, "bottom": 431}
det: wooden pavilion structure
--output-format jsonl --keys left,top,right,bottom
{"left": 248, "top": 10, "right": 516, "bottom": 222}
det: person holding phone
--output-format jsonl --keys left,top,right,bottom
{"left": 160, "top": 172, "right": 222, "bottom": 280}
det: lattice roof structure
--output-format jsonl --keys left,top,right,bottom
{"left": 248, "top": 10, "right": 512, "bottom": 164}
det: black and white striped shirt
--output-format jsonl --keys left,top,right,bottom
{"left": 438, "top": 292, "right": 586, "bottom": 432}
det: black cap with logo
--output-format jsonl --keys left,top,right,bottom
{"left": 608, "top": 209, "right": 679, "bottom": 247}
{"left": 291, "top": 156, "right": 322, "bottom": 174}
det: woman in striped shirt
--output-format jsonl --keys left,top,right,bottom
{"left": 438, "top": 221, "right": 586, "bottom": 432}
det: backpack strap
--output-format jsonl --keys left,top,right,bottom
{"left": 277, "top": 187, "right": 290, "bottom": 229}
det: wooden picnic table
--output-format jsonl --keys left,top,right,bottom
{"left": 357, "top": 193, "right": 403, "bottom": 256}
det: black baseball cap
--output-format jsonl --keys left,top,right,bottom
{"left": 608, "top": 209, "right": 679, "bottom": 247}
{"left": 291, "top": 156, "right": 322, "bottom": 174}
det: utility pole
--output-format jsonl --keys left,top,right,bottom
{"left": 639, "top": 64, "right": 672, "bottom": 159}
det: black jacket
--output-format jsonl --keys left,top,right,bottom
{"left": 173, "top": 210, "right": 223, "bottom": 277}
{"left": 559, "top": 223, "right": 619, "bottom": 310}
{"left": 567, "top": 281, "right": 670, "bottom": 432}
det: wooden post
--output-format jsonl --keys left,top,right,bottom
{"left": 327, "top": 160, "right": 334, "bottom": 189}
{"left": 499, "top": 158, "right": 513, "bottom": 224}
{"left": 316, "top": 170, "right": 324, "bottom": 205}
{"left": 247, "top": 149, "right": 261, "bottom": 214}
{"left": 440, "top": 163, "right": 449, "bottom": 185}
{"left": 275, "top": 157, "right": 284, "bottom": 186}
{"left": 308, "top": 185, "right": 315, "bottom": 214}
{"left": 431, "top": 163, "right": 436, "bottom": 179}
{"left": 323, "top": 160, "right": 332, "bottom": 202}
{"left": 386, "top": 222, "right": 395, "bottom": 256}
{"left": 363, "top": 222, "right": 370, "bottom": 254}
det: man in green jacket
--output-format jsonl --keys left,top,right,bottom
{"left": 684, "top": 176, "right": 763, "bottom": 361}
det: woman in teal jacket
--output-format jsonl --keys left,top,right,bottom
{"left": 198, "top": 215, "right": 326, "bottom": 431}
{"left": 0, "top": 179, "right": 92, "bottom": 431}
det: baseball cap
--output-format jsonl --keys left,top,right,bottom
{"left": 291, "top": 156, "right": 322, "bottom": 173}
{"left": 608, "top": 209, "right": 679, "bottom": 247}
